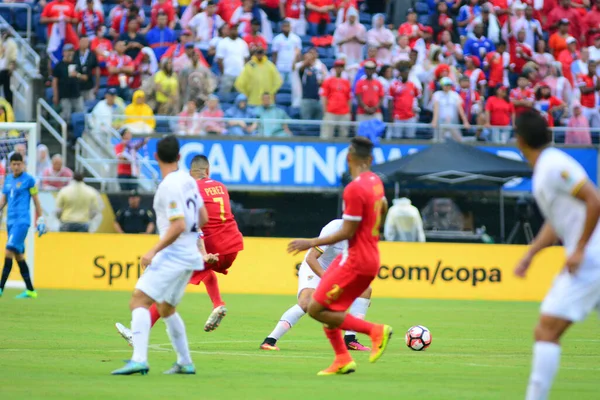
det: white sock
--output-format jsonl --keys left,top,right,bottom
{"left": 268, "top": 304, "right": 306, "bottom": 340}
{"left": 526, "top": 341, "right": 561, "bottom": 400}
{"left": 131, "top": 307, "right": 151, "bottom": 363}
{"left": 164, "top": 312, "right": 193, "bottom": 366}
{"left": 345, "top": 298, "right": 370, "bottom": 337}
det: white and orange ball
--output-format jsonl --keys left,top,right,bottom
{"left": 405, "top": 325, "right": 432, "bottom": 351}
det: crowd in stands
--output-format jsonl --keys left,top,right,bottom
{"left": 20, "top": 0, "right": 600, "bottom": 143}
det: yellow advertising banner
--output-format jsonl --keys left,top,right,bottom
{"left": 10, "top": 233, "right": 566, "bottom": 301}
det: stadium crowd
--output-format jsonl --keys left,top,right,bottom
{"left": 29, "top": 0, "right": 600, "bottom": 143}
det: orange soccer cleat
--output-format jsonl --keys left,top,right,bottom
{"left": 369, "top": 324, "right": 393, "bottom": 363}
{"left": 316, "top": 359, "right": 357, "bottom": 376}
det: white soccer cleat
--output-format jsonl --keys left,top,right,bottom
{"left": 204, "top": 305, "right": 227, "bottom": 332}
{"left": 115, "top": 322, "right": 133, "bottom": 346}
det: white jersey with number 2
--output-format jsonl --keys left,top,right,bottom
{"left": 153, "top": 169, "right": 204, "bottom": 269}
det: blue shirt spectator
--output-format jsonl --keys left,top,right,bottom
{"left": 463, "top": 28, "right": 495, "bottom": 65}
{"left": 225, "top": 94, "right": 257, "bottom": 136}
{"left": 457, "top": 1, "right": 482, "bottom": 37}
{"left": 146, "top": 12, "right": 176, "bottom": 61}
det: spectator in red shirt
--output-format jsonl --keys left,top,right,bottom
{"left": 507, "top": 16, "right": 533, "bottom": 86}
{"left": 485, "top": 86, "right": 515, "bottom": 143}
{"left": 576, "top": 59, "right": 600, "bottom": 128}
{"left": 114, "top": 128, "right": 146, "bottom": 191}
{"left": 457, "top": 75, "right": 482, "bottom": 125}
{"left": 464, "top": 55, "right": 486, "bottom": 94}
{"left": 584, "top": 0, "right": 600, "bottom": 46}
{"left": 355, "top": 60, "right": 384, "bottom": 122}
{"left": 244, "top": 18, "right": 269, "bottom": 54}
{"left": 389, "top": 63, "right": 420, "bottom": 139}
{"left": 484, "top": 40, "right": 509, "bottom": 88}
{"left": 259, "top": 0, "right": 281, "bottom": 22}
{"left": 280, "top": 0, "right": 305, "bottom": 35}
{"left": 547, "top": 0, "right": 583, "bottom": 41}
{"left": 320, "top": 59, "right": 352, "bottom": 138}
{"left": 510, "top": 75, "right": 535, "bottom": 115}
{"left": 219, "top": 0, "right": 242, "bottom": 23}
{"left": 41, "top": 154, "right": 74, "bottom": 191}
{"left": 306, "top": 0, "right": 335, "bottom": 36}
{"left": 149, "top": 0, "right": 176, "bottom": 31}
{"left": 107, "top": 40, "right": 135, "bottom": 101}
{"left": 548, "top": 18, "right": 571, "bottom": 59}
{"left": 534, "top": 84, "right": 566, "bottom": 127}
{"left": 110, "top": 4, "right": 141, "bottom": 39}
{"left": 490, "top": 0, "right": 510, "bottom": 26}
{"left": 398, "top": 8, "right": 421, "bottom": 48}
{"left": 41, "top": 0, "right": 80, "bottom": 48}
{"left": 78, "top": 0, "right": 103, "bottom": 39}
{"left": 558, "top": 36, "right": 580, "bottom": 85}
{"left": 91, "top": 25, "right": 113, "bottom": 75}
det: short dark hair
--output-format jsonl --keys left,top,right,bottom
{"left": 515, "top": 110, "right": 552, "bottom": 149}
{"left": 350, "top": 137, "right": 374, "bottom": 159}
{"left": 191, "top": 154, "right": 209, "bottom": 169}
{"left": 156, "top": 135, "right": 180, "bottom": 163}
{"left": 9, "top": 152, "right": 23, "bottom": 163}
{"left": 74, "top": 172, "right": 84, "bottom": 182}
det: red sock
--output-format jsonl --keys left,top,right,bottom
{"left": 149, "top": 303, "right": 161, "bottom": 327}
{"left": 323, "top": 327, "right": 351, "bottom": 361}
{"left": 340, "top": 314, "right": 376, "bottom": 336}
{"left": 202, "top": 270, "right": 225, "bottom": 308}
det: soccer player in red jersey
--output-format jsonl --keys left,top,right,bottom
{"left": 287, "top": 137, "right": 393, "bottom": 376}
{"left": 116, "top": 156, "right": 243, "bottom": 343}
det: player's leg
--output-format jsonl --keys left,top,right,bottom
{"left": 200, "top": 253, "right": 238, "bottom": 332}
{"left": 10, "top": 225, "right": 36, "bottom": 299}
{"left": 115, "top": 302, "right": 161, "bottom": 346}
{"left": 260, "top": 288, "right": 312, "bottom": 350}
{"left": 345, "top": 286, "right": 372, "bottom": 351}
{"left": 0, "top": 248, "right": 14, "bottom": 296}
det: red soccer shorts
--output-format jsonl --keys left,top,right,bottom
{"left": 313, "top": 256, "right": 376, "bottom": 312}
{"left": 189, "top": 252, "right": 238, "bottom": 285}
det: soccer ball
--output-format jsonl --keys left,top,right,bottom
{"left": 405, "top": 325, "right": 432, "bottom": 351}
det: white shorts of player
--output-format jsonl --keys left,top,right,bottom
{"left": 297, "top": 262, "right": 321, "bottom": 298}
{"left": 541, "top": 256, "right": 600, "bottom": 322}
{"left": 136, "top": 252, "right": 203, "bottom": 306}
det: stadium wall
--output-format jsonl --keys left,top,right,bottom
{"left": 7, "top": 233, "right": 565, "bottom": 301}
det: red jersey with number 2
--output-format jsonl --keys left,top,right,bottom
{"left": 196, "top": 178, "right": 244, "bottom": 255}
{"left": 342, "top": 171, "right": 384, "bottom": 275}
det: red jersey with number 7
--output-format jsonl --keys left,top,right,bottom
{"left": 196, "top": 178, "right": 244, "bottom": 255}
{"left": 342, "top": 171, "right": 384, "bottom": 275}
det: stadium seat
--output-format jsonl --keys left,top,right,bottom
{"left": 96, "top": 88, "right": 108, "bottom": 100}
{"left": 220, "top": 92, "right": 238, "bottom": 104}
{"left": 418, "top": 15, "right": 430, "bottom": 26}
{"left": 103, "top": 3, "right": 117, "bottom": 16}
{"left": 322, "top": 57, "right": 335, "bottom": 69}
{"left": 14, "top": 7, "right": 31, "bottom": 32}
{"left": 143, "top": 5, "right": 152, "bottom": 17}
{"left": 0, "top": 9, "right": 12, "bottom": 24}
{"left": 275, "top": 93, "right": 292, "bottom": 107}
{"left": 71, "top": 112, "right": 86, "bottom": 139}
{"left": 316, "top": 47, "right": 332, "bottom": 59}
{"left": 415, "top": 1, "right": 430, "bottom": 15}
{"left": 302, "top": 125, "right": 320, "bottom": 137}
{"left": 359, "top": 12, "right": 371, "bottom": 25}
{"left": 326, "top": 23, "right": 336, "bottom": 35}
{"left": 301, "top": 35, "right": 312, "bottom": 47}
{"left": 34, "top": 13, "right": 47, "bottom": 43}
{"left": 99, "top": 76, "right": 108, "bottom": 89}
{"left": 45, "top": 87, "right": 53, "bottom": 102}
{"left": 363, "top": 23, "right": 371, "bottom": 31}
{"left": 288, "top": 107, "right": 300, "bottom": 119}
{"left": 155, "top": 118, "right": 171, "bottom": 133}
{"left": 279, "top": 82, "right": 291, "bottom": 94}
{"left": 85, "top": 99, "right": 99, "bottom": 112}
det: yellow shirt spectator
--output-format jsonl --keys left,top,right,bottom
{"left": 56, "top": 178, "right": 100, "bottom": 224}
{"left": 124, "top": 90, "right": 156, "bottom": 130}
{"left": 234, "top": 51, "right": 282, "bottom": 106}
{"left": 154, "top": 70, "right": 179, "bottom": 104}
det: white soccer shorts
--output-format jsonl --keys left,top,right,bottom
{"left": 297, "top": 262, "right": 321, "bottom": 297}
{"left": 136, "top": 254, "right": 196, "bottom": 306}
{"left": 541, "top": 256, "right": 600, "bottom": 322}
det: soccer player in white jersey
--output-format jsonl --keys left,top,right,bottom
{"left": 112, "top": 135, "right": 208, "bottom": 376}
{"left": 513, "top": 110, "right": 600, "bottom": 400}
{"left": 260, "top": 219, "right": 373, "bottom": 351}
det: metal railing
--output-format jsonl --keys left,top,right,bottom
{"left": 0, "top": 13, "right": 38, "bottom": 70}
{"left": 37, "top": 99, "right": 67, "bottom": 164}
{"left": 0, "top": 4, "right": 32, "bottom": 44}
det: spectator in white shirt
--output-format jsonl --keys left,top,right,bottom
{"left": 188, "top": 0, "right": 225, "bottom": 51}
{"left": 367, "top": 13, "right": 395, "bottom": 65}
{"left": 271, "top": 19, "right": 302, "bottom": 85}
{"left": 216, "top": 23, "right": 250, "bottom": 94}
{"left": 384, "top": 197, "right": 426, "bottom": 243}
{"left": 90, "top": 88, "right": 126, "bottom": 135}
{"left": 589, "top": 36, "right": 600, "bottom": 63}
{"left": 431, "top": 77, "right": 470, "bottom": 141}
{"left": 333, "top": 7, "right": 367, "bottom": 66}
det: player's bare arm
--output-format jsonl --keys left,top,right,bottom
{"left": 288, "top": 220, "right": 359, "bottom": 254}
{"left": 197, "top": 236, "right": 219, "bottom": 264}
{"left": 305, "top": 247, "right": 325, "bottom": 278}
{"left": 199, "top": 205, "right": 209, "bottom": 228}
{"left": 515, "top": 222, "right": 558, "bottom": 278}
{"left": 566, "top": 181, "right": 600, "bottom": 273}
{"left": 141, "top": 218, "right": 186, "bottom": 267}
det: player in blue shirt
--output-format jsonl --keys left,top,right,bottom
{"left": 0, "top": 153, "right": 46, "bottom": 299}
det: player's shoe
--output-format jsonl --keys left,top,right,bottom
{"left": 0, "top": 288, "right": 3, "bottom": 297}
{"left": 259, "top": 337, "right": 280, "bottom": 351}
{"left": 204, "top": 305, "right": 227, "bottom": 332}
{"left": 15, "top": 290, "right": 37, "bottom": 299}
{"left": 115, "top": 322, "right": 133, "bottom": 346}
{"left": 369, "top": 324, "right": 393, "bottom": 363}
{"left": 345, "top": 336, "right": 371, "bottom": 351}
{"left": 111, "top": 360, "right": 149, "bottom": 375}
{"left": 163, "top": 363, "right": 196, "bottom": 375}
{"left": 316, "top": 359, "right": 357, "bottom": 376}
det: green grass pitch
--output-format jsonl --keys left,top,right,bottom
{"left": 1, "top": 289, "right": 599, "bottom": 400}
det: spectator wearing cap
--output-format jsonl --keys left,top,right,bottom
{"left": 305, "top": 0, "right": 335, "bottom": 36}
{"left": 149, "top": 0, "right": 176, "bottom": 30}
{"left": 457, "top": 0, "right": 482, "bottom": 39}
{"left": 107, "top": 40, "right": 135, "bottom": 102}
{"left": 509, "top": 75, "right": 535, "bottom": 115}
{"left": 333, "top": 7, "right": 367, "bottom": 67}
{"left": 90, "top": 88, "right": 126, "bottom": 134}
{"left": 463, "top": 22, "right": 495, "bottom": 67}
{"left": 506, "top": 17, "right": 533, "bottom": 86}
{"left": 225, "top": 94, "right": 258, "bottom": 136}
{"left": 566, "top": 101, "right": 592, "bottom": 144}
{"left": 548, "top": 0, "right": 583, "bottom": 41}
{"left": 558, "top": 36, "right": 580, "bottom": 85}
{"left": 389, "top": 62, "right": 421, "bottom": 139}
{"left": 52, "top": 44, "right": 86, "bottom": 121}
{"left": 320, "top": 59, "right": 352, "bottom": 138}
{"left": 367, "top": 14, "right": 395, "bottom": 66}
{"left": 74, "top": 36, "right": 99, "bottom": 101}
{"left": 119, "top": 17, "right": 146, "bottom": 60}
{"left": 114, "top": 190, "right": 155, "bottom": 234}
{"left": 189, "top": 0, "right": 225, "bottom": 53}
{"left": 146, "top": 12, "right": 177, "bottom": 61}
{"left": 56, "top": 172, "right": 100, "bottom": 233}
{"left": 398, "top": 8, "right": 421, "bottom": 48}
{"left": 41, "top": 154, "right": 74, "bottom": 191}
{"left": 77, "top": 0, "right": 104, "bottom": 39}
{"left": 154, "top": 58, "right": 179, "bottom": 115}
{"left": 575, "top": 59, "right": 600, "bottom": 128}
{"left": 253, "top": 92, "right": 292, "bottom": 136}
{"left": 484, "top": 85, "right": 514, "bottom": 143}
{"left": 298, "top": 50, "right": 324, "bottom": 120}
{"left": 235, "top": 46, "right": 282, "bottom": 106}
{"left": 231, "top": 0, "right": 274, "bottom": 43}
{"left": 355, "top": 60, "right": 385, "bottom": 123}
{"left": 110, "top": 4, "right": 142, "bottom": 39}
{"left": 216, "top": 22, "right": 251, "bottom": 94}
{"left": 484, "top": 40, "right": 510, "bottom": 89}
{"left": 584, "top": 0, "right": 600, "bottom": 47}
{"left": 431, "top": 77, "right": 470, "bottom": 141}
{"left": 114, "top": 128, "right": 147, "bottom": 191}
{"left": 549, "top": 18, "right": 572, "bottom": 59}
{"left": 244, "top": 18, "right": 269, "bottom": 53}
{"left": 272, "top": 19, "right": 302, "bottom": 84}
{"left": 280, "top": 0, "right": 306, "bottom": 36}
